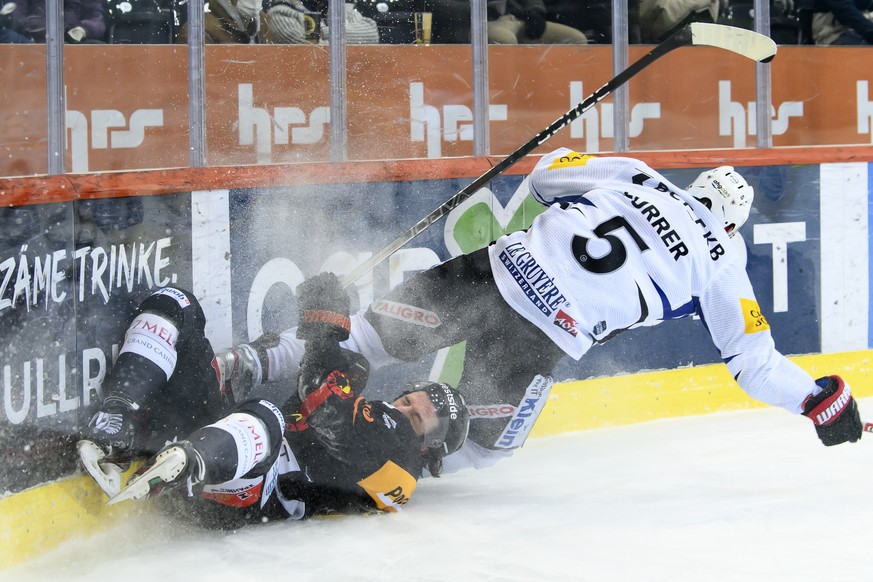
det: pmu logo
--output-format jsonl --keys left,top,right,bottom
{"left": 409, "top": 82, "right": 508, "bottom": 158}
{"left": 569, "top": 81, "right": 661, "bottom": 153}
{"left": 237, "top": 83, "right": 329, "bottom": 163}
{"left": 718, "top": 80, "right": 803, "bottom": 148}
{"left": 66, "top": 106, "right": 164, "bottom": 172}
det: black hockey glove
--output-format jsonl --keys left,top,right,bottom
{"left": 295, "top": 272, "right": 351, "bottom": 342}
{"left": 523, "top": 8, "right": 547, "bottom": 39}
{"left": 802, "top": 375, "right": 862, "bottom": 446}
{"left": 297, "top": 339, "right": 348, "bottom": 399}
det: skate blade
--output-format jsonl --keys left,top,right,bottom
{"left": 77, "top": 440, "right": 123, "bottom": 498}
{"left": 106, "top": 446, "right": 188, "bottom": 506}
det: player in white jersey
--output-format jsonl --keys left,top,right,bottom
{"left": 221, "top": 147, "right": 863, "bottom": 473}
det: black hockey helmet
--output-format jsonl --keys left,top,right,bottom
{"left": 405, "top": 381, "right": 470, "bottom": 455}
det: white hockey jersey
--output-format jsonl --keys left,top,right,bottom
{"left": 488, "top": 148, "right": 818, "bottom": 414}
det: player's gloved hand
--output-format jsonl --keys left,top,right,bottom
{"left": 802, "top": 375, "right": 862, "bottom": 446}
{"left": 297, "top": 339, "right": 348, "bottom": 399}
{"left": 523, "top": 8, "right": 547, "bottom": 39}
{"left": 295, "top": 272, "right": 351, "bottom": 342}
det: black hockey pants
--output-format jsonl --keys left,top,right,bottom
{"left": 363, "top": 247, "right": 567, "bottom": 449}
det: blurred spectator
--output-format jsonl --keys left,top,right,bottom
{"left": 175, "top": 0, "right": 378, "bottom": 43}
{"left": 105, "top": 0, "right": 176, "bottom": 44}
{"left": 429, "top": 0, "right": 588, "bottom": 43}
{"left": 808, "top": 0, "right": 872, "bottom": 43}
{"left": 0, "top": 2, "right": 33, "bottom": 42}
{"left": 638, "top": 0, "right": 718, "bottom": 42}
{"left": 175, "top": 0, "right": 261, "bottom": 43}
{"left": 544, "top": 0, "right": 642, "bottom": 43}
{"left": 1, "top": 0, "right": 106, "bottom": 42}
{"left": 261, "top": 0, "right": 378, "bottom": 43}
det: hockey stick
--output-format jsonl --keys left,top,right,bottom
{"left": 340, "top": 23, "right": 776, "bottom": 288}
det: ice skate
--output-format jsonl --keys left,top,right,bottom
{"left": 78, "top": 396, "right": 139, "bottom": 497}
{"left": 77, "top": 439, "right": 125, "bottom": 498}
{"left": 107, "top": 441, "right": 204, "bottom": 506}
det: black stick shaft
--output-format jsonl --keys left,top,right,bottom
{"left": 341, "top": 27, "right": 694, "bottom": 289}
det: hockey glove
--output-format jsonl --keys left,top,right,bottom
{"left": 523, "top": 8, "right": 547, "bottom": 39}
{"left": 802, "top": 375, "right": 862, "bottom": 446}
{"left": 295, "top": 272, "right": 351, "bottom": 342}
{"left": 297, "top": 339, "right": 348, "bottom": 400}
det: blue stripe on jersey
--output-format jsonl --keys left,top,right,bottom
{"left": 650, "top": 277, "right": 697, "bottom": 320}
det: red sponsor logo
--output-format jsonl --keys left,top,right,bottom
{"left": 201, "top": 481, "right": 264, "bottom": 508}
{"left": 553, "top": 309, "right": 578, "bottom": 336}
{"left": 372, "top": 300, "right": 442, "bottom": 328}
{"left": 468, "top": 405, "right": 516, "bottom": 418}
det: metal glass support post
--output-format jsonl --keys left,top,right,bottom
{"left": 46, "top": 0, "right": 66, "bottom": 174}
{"left": 188, "top": 0, "right": 207, "bottom": 167}
{"left": 754, "top": 0, "right": 773, "bottom": 148}
{"left": 471, "top": 0, "right": 490, "bottom": 156}
{"left": 329, "top": 0, "right": 347, "bottom": 162}
{"left": 611, "top": 0, "right": 630, "bottom": 152}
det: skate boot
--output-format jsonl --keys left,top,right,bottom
{"left": 107, "top": 440, "right": 205, "bottom": 506}
{"left": 212, "top": 344, "right": 261, "bottom": 407}
{"left": 212, "top": 333, "right": 280, "bottom": 407}
{"left": 78, "top": 394, "right": 139, "bottom": 497}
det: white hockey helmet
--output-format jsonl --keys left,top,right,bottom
{"left": 687, "top": 166, "right": 754, "bottom": 237}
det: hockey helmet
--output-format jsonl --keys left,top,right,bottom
{"left": 405, "top": 381, "right": 470, "bottom": 455}
{"left": 687, "top": 166, "right": 754, "bottom": 237}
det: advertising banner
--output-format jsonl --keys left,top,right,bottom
{"left": 1, "top": 46, "right": 872, "bottom": 176}
{"left": 0, "top": 160, "right": 868, "bottom": 493}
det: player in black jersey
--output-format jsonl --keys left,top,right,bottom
{"left": 78, "top": 284, "right": 469, "bottom": 527}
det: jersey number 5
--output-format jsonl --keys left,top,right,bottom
{"left": 572, "top": 216, "right": 649, "bottom": 274}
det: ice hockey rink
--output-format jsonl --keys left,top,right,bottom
{"left": 11, "top": 399, "right": 873, "bottom": 582}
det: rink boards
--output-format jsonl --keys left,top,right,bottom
{"left": 2, "top": 153, "right": 873, "bottom": 567}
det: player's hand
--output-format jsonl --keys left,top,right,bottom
{"left": 802, "top": 375, "right": 862, "bottom": 446}
{"left": 295, "top": 272, "right": 351, "bottom": 342}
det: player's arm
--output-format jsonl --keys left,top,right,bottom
{"left": 699, "top": 261, "right": 862, "bottom": 446}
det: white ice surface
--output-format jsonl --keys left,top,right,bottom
{"left": 11, "top": 399, "right": 873, "bottom": 582}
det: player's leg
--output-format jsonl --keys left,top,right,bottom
{"left": 363, "top": 247, "right": 500, "bottom": 360}
{"left": 108, "top": 398, "right": 286, "bottom": 505}
{"left": 79, "top": 287, "right": 222, "bottom": 495}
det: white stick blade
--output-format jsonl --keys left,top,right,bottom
{"left": 689, "top": 23, "right": 777, "bottom": 63}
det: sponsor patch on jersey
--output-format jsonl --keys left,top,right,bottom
{"left": 151, "top": 287, "right": 191, "bottom": 307}
{"left": 498, "top": 242, "right": 568, "bottom": 317}
{"left": 546, "top": 151, "right": 595, "bottom": 171}
{"left": 740, "top": 298, "right": 770, "bottom": 334}
{"left": 119, "top": 313, "right": 179, "bottom": 380}
{"left": 468, "top": 404, "right": 517, "bottom": 418}
{"left": 201, "top": 477, "right": 265, "bottom": 508}
{"left": 382, "top": 412, "right": 397, "bottom": 430}
{"left": 553, "top": 309, "right": 578, "bottom": 336}
{"left": 357, "top": 460, "right": 417, "bottom": 512}
{"left": 371, "top": 300, "right": 442, "bottom": 328}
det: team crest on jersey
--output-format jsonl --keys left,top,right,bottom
{"left": 553, "top": 309, "right": 578, "bottom": 336}
{"left": 547, "top": 151, "right": 595, "bottom": 171}
{"left": 740, "top": 298, "right": 770, "bottom": 333}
